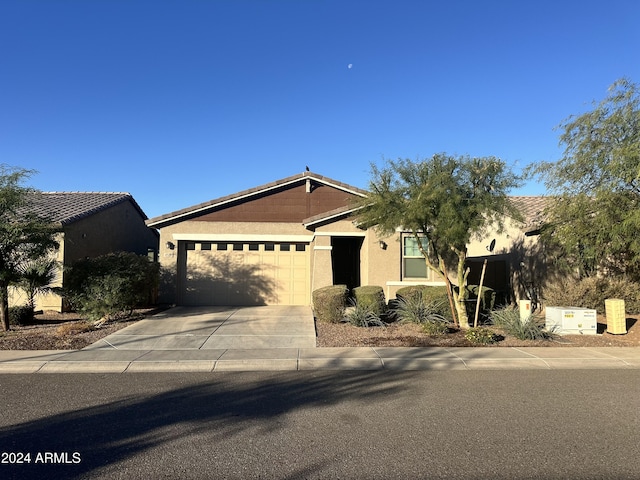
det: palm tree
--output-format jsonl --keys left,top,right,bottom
{"left": 16, "top": 257, "right": 59, "bottom": 317}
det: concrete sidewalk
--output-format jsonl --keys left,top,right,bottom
{"left": 1, "top": 346, "right": 640, "bottom": 373}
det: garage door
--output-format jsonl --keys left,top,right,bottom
{"left": 181, "top": 241, "right": 310, "bottom": 306}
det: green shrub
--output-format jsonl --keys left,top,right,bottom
{"left": 312, "top": 285, "right": 348, "bottom": 323}
{"left": 490, "top": 306, "right": 553, "bottom": 340}
{"left": 466, "top": 285, "right": 496, "bottom": 311}
{"left": 61, "top": 252, "right": 160, "bottom": 323}
{"left": 422, "top": 319, "right": 449, "bottom": 336}
{"left": 542, "top": 276, "right": 640, "bottom": 314}
{"left": 9, "top": 305, "right": 35, "bottom": 326}
{"left": 393, "top": 292, "right": 447, "bottom": 324}
{"left": 345, "top": 299, "right": 386, "bottom": 327}
{"left": 396, "top": 285, "right": 452, "bottom": 320}
{"left": 465, "top": 327, "right": 497, "bottom": 345}
{"left": 353, "top": 286, "right": 386, "bottom": 315}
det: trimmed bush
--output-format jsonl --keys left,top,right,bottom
{"left": 466, "top": 285, "right": 496, "bottom": 311}
{"left": 312, "top": 285, "right": 348, "bottom": 323}
{"left": 396, "top": 285, "right": 452, "bottom": 320}
{"left": 352, "top": 285, "right": 386, "bottom": 315}
{"left": 542, "top": 276, "right": 640, "bottom": 314}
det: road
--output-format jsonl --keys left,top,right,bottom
{"left": 0, "top": 370, "right": 639, "bottom": 479}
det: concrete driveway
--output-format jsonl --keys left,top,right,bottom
{"left": 84, "top": 305, "right": 316, "bottom": 350}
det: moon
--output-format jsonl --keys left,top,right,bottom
{"left": 348, "top": 64, "right": 353, "bottom": 69}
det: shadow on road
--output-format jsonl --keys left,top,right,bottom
{"left": 0, "top": 371, "right": 414, "bottom": 479}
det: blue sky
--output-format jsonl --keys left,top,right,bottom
{"left": 1, "top": 0, "right": 639, "bottom": 219}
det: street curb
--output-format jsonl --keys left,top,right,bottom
{"left": 0, "top": 347, "right": 639, "bottom": 373}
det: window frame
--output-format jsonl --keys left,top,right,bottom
{"left": 402, "top": 234, "right": 430, "bottom": 280}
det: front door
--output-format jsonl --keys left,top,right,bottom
{"left": 331, "top": 236, "right": 363, "bottom": 292}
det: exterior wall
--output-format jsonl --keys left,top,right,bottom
{"left": 466, "top": 218, "right": 543, "bottom": 304}
{"left": 64, "top": 201, "right": 158, "bottom": 264}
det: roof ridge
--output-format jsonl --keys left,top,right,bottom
{"left": 40, "top": 191, "right": 132, "bottom": 195}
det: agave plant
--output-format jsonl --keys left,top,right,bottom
{"left": 490, "top": 306, "right": 554, "bottom": 341}
{"left": 393, "top": 292, "right": 447, "bottom": 324}
{"left": 345, "top": 299, "right": 386, "bottom": 327}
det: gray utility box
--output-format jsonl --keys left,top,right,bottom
{"left": 545, "top": 307, "right": 597, "bottom": 335}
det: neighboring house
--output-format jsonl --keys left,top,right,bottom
{"left": 147, "top": 171, "right": 546, "bottom": 307}
{"left": 11, "top": 192, "right": 159, "bottom": 312}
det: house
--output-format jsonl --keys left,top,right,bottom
{"left": 11, "top": 192, "right": 159, "bottom": 312}
{"left": 147, "top": 171, "right": 546, "bottom": 307}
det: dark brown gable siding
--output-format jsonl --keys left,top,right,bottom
{"left": 194, "top": 183, "right": 358, "bottom": 223}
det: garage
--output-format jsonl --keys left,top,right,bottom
{"left": 180, "top": 241, "right": 310, "bottom": 306}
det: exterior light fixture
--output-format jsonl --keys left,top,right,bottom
{"left": 166, "top": 241, "right": 175, "bottom": 250}
{"left": 379, "top": 240, "right": 387, "bottom": 250}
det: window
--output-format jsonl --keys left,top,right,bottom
{"left": 248, "top": 243, "right": 259, "bottom": 251}
{"left": 217, "top": 243, "right": 228, "bottom": 251}
{"left": 265, "top": 243, "right": 275, "bottom": 251}
{"left": 280, "top": 243, "right": 291, "bottom": 252}
{"left": 186, "top": 242, "right": 196, "bottom": 251}
{"left": 403, "top": 235, "right": 427, "bottom": 278}
{"left": 232, "top": 243, "right": 243, "bottom": 251}
{"left": 201, "top": 242, "right": 212, "bottom": 251}
{"left": 295, "top": 244, "right": 306, "bottom": 252}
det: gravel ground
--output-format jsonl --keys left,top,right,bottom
{"left": 1, "top": 309, "right": 639, "bottom": 350}
{"left": 316, "top": 317, "right": 640, "bottom": 348}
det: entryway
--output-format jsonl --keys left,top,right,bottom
{"left": 331, "top": 236, "right": 363, "bottom": 291}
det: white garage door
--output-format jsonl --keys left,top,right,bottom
{"left": 182, "top": 241, "right": 310, "bottom": 306}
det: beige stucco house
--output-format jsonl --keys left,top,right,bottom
{"left": 147, "top": 171, "right": 545, "bottom": 307}
{"left": 11, "top": 192, "right": 159, "bottom": 312}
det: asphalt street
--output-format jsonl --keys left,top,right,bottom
{"left": 1, "top": 370, "right": 639, "bottom": 479}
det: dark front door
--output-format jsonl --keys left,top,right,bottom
{"left": 331, "top": 236, "right": 363, "bottom": 292}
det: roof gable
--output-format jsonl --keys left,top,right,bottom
{"left": 24, "top": 192, "right": 147, "bottom": 225}
{"left": 147, "top": 171, "right": 367, "bottom": 227}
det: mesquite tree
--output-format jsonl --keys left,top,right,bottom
{"left": 355, "top": 154, "right": 521, "bottom": 327}
{"left": 529, "top": 78, "right": 640, "bottom": 280}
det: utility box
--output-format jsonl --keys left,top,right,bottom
{"left": 545, "top": 307, "right": 597, "bottom": 335}
{"left": 605, "top": 299, "right": 627, "bottom": 334}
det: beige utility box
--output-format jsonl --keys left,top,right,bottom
{"left": 605, "top": 299, "right": 627, "bottom": 335}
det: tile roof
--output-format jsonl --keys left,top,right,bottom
{"left": 23, "top": 192, "right": 147, "bottom": 225}
{"left": 509, "top": 196, "right": 548, "bottom": 230}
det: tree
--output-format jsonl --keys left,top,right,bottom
{"left": 16, "top": 257, "right": 59, "bottom": 316}
{"left": 529, "top": 78, "right": 640, "bottom": 279}
{"left": 355, "top": 154, "right": 521, "bottom": 328}
{"left": 0, "top": 165, "right": 60, "bottom": 331}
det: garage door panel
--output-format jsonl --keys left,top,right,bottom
{"left": 182, "top": 243, "right": 309, "bottom": 306}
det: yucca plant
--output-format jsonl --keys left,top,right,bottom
{"left": 490, "top": 306, "right": 554, "bottom": 341}
{"left": 394, "top": 292, "right": 447, "bottom": 324}
{"left": 345, "top": 299, "right": 386, "bottom": 327}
